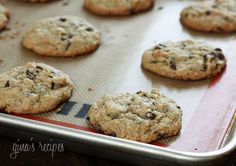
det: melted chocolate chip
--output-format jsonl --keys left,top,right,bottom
{"left": 156, "top": 133, "right": 166, "bottom": 140}
{"left": 5, "top": 81, "right": 9, "bottom": 87}
{"left": 215, "top": 27, "right": 223, "bottom": 32}
{"left": 86, "top": 27, "right": 93, "bottom": 32}
{"left": 51, "top": 82, "right": 55, "bottom": 90}
{"left": 61, "top": 36, "right": 66, "bottom": 41}
{"left": 205, "top": 10, "right": 211, "bottom": 15}
{"left": 215, "top": 48, "right": 222, "bottom": 52}
{"left": 154, "top": 45, "right": 161, "bottom": 50}
{"left": 145, "top": 112, "right": 156, "bottom": 120}
{"left": 150, "top": 60, "right": 158, "bottom": 64}
{"left": 201, "top": 55, "right": 208, "bottom": 71}
{"left": 217, "top": 53, "right": 225, "bottom": 60}
{"left": 159, "top": 44, "right": 166, "bottom": 48}
{"left": 65, "top": 40, "right": 71, "bottom": 51}
{"left": 170, "top": 58, "right": 177, "bottom": 70}
{"left": 136, "top": 91, "right": 142, "bottom": 94}
{"left": 68, "top": 34, "right": 73, "bottom": 39}
{"left": 36, "top": 66, "right": 43, "bottom": 73}
{"left": 201, "top": 64, "right": 207, "bottom": 71}
{"left": 36, "top": 66, "right": 43, "bottom": 70}
{"left": 26, "top": 70, "right": 36, "bottom": 80}
{"left": 59, "top": 18, "right": 66, "bottom": 22}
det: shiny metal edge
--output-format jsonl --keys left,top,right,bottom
{"left": 0, "top": 113, "right": 235, "bottom": 165}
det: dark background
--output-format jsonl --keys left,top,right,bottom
{"left": 0, "top": 135, "right": 235, "bottom": 166}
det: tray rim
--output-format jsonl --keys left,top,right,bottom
{"left": 0, "top": 113, "right": 235, "bottom": 165}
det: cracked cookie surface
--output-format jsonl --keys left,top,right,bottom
{"left": 23, "top": 16, "right": 101, "bottom": 57}
{"left": 0, "top": 4, "right": 10, "bottom": 31}
{"left": 142, "top": 40, "right": 226, "bottom": 80}
{"left": 0, "top": 62, "right": 74, "bottom": 114}
{"left": 181, "top": 0, "right": 236, "bottom": 32}
{"left": 84, "top": 0, "right": 154, "bottom": 16}
{"left": 88, "top": 89, "right": 182, "bottom": 143}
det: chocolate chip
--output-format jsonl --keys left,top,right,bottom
{"left": 86, "top": 117, "right": 90, "bottom": 121}
{"left": 154, "top": 45, "right": 161, "bottom": 50}
{"left": 217, "top": 53, "right": 225, "bottom": 60}
{"left": 51, "top": 82, "right": 55, "bottom": 90}
{"left": 5, "top": 81, "right": 9, "bottom": 87}
{"left": 142, "top": 93, "right": 147, "bottom": 97}
{"left": 68, "top": 34, "right": 73, "bottom": 39}
{"left": 136, "top": 91, "right": 142, "bottom": 94}
{"left": 36, "top": 66, "right": 43, "bottom": 73}
{"left": 150, "top": 60, "right": 158, "bottom": 64}
{"left": 36, "top": 66, "right": 43, "bottom": 70}
{"left": 159, "top": 44, "right": 166, "bottom": 48}
{"left": 205, "top": 11, "right": 211, "bottom": 15}
{"left": 145, "top": 112, "right": 156, "bottom": 120}
{"left": 201, "top": 64, "right": 207, "bottom": 71}
{"left": 152, "top": 102, "right": 157, "bottom": 105}
{"left": 156, "top": 133, "right": 166, "bottom": 140}
{"left": 177, "top": 106, "right": 181, "bottom": 109}
{"left": 65, "top": 40, "right": 71, "bottom": 51}
{"left": 61, "top": 36, "right": 66, "bottom": 41}
{"left": 215, "top": 48, "right": 222, "bottom": 52}
{"left": 215, "top": 27, "right": 223, "bottom": 32}
{"left": 185, "top": 13, "right": 188, "bottom": 17}
{"left": 86, "top": 27, "right": 93, "bottom": 32}
{"left": 203, "top": 54, "right": 208, "bottom": 61}
{"left": 59, "top": 18, "right": 66, "bottom": 22}
{"left": 201, "top": 55, "right": 208, "bottom": 71}
{"left": 26, "top": 70, "right": 36, "bottom": 80}
{"left": 170, "top": 58, "right": 177, "bottom": 70}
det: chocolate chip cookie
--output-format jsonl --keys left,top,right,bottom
{"left": 84, "top": 0, "right": 154, "bottom": 16}
{"left": 142, "top": 40, "right": 226, "bottom": 80}
{"left": 88, "top": 89, "right": 182, "bottom": 143}
{"left": 20, "top": 0, "right": 53, "bottom": 2}
{"left": 0, "top": 4, "right": 10, "bottom": 31}
{"left": 0, "top": 62, "right": 74, "bottom": 114}
{"left": 181, "top": 0, "right": 236, "bottom": 32}
{"left": 23, "top": 16, "right": 101, "bottom": 57}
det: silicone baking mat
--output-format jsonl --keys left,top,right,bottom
{"left": 0, "top": 0, "right": 235, "bottom": 153}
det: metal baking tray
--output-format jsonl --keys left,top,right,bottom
{"left": 0, "top": 0, "right": 235, "bottom": 165}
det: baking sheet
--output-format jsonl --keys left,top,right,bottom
{"left": 0, "top": 0, "right": 235, "bottom": 153}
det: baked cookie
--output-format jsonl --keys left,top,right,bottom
{"left": 180, "top": 0, "right": 236, "bottom": 32}
{"left": 23, "top": 16, "right": 101, "bottom": 57}
{"left": 20, "top": 0, "right": 53, "bottom": 2}
{"left": 84, "top": 0, "right": 154, "bottom": 16}
{"left": 0, "top": 4, "right": 10, "bottom": 31}
{"left": 88, "top": 89, "right": 182, "bottom": 143}
{"left": 0, "top": 62, "right": 74, "bottom": 114}
{"left": 142, "top": 40, "right": 226, "bottom": 80}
